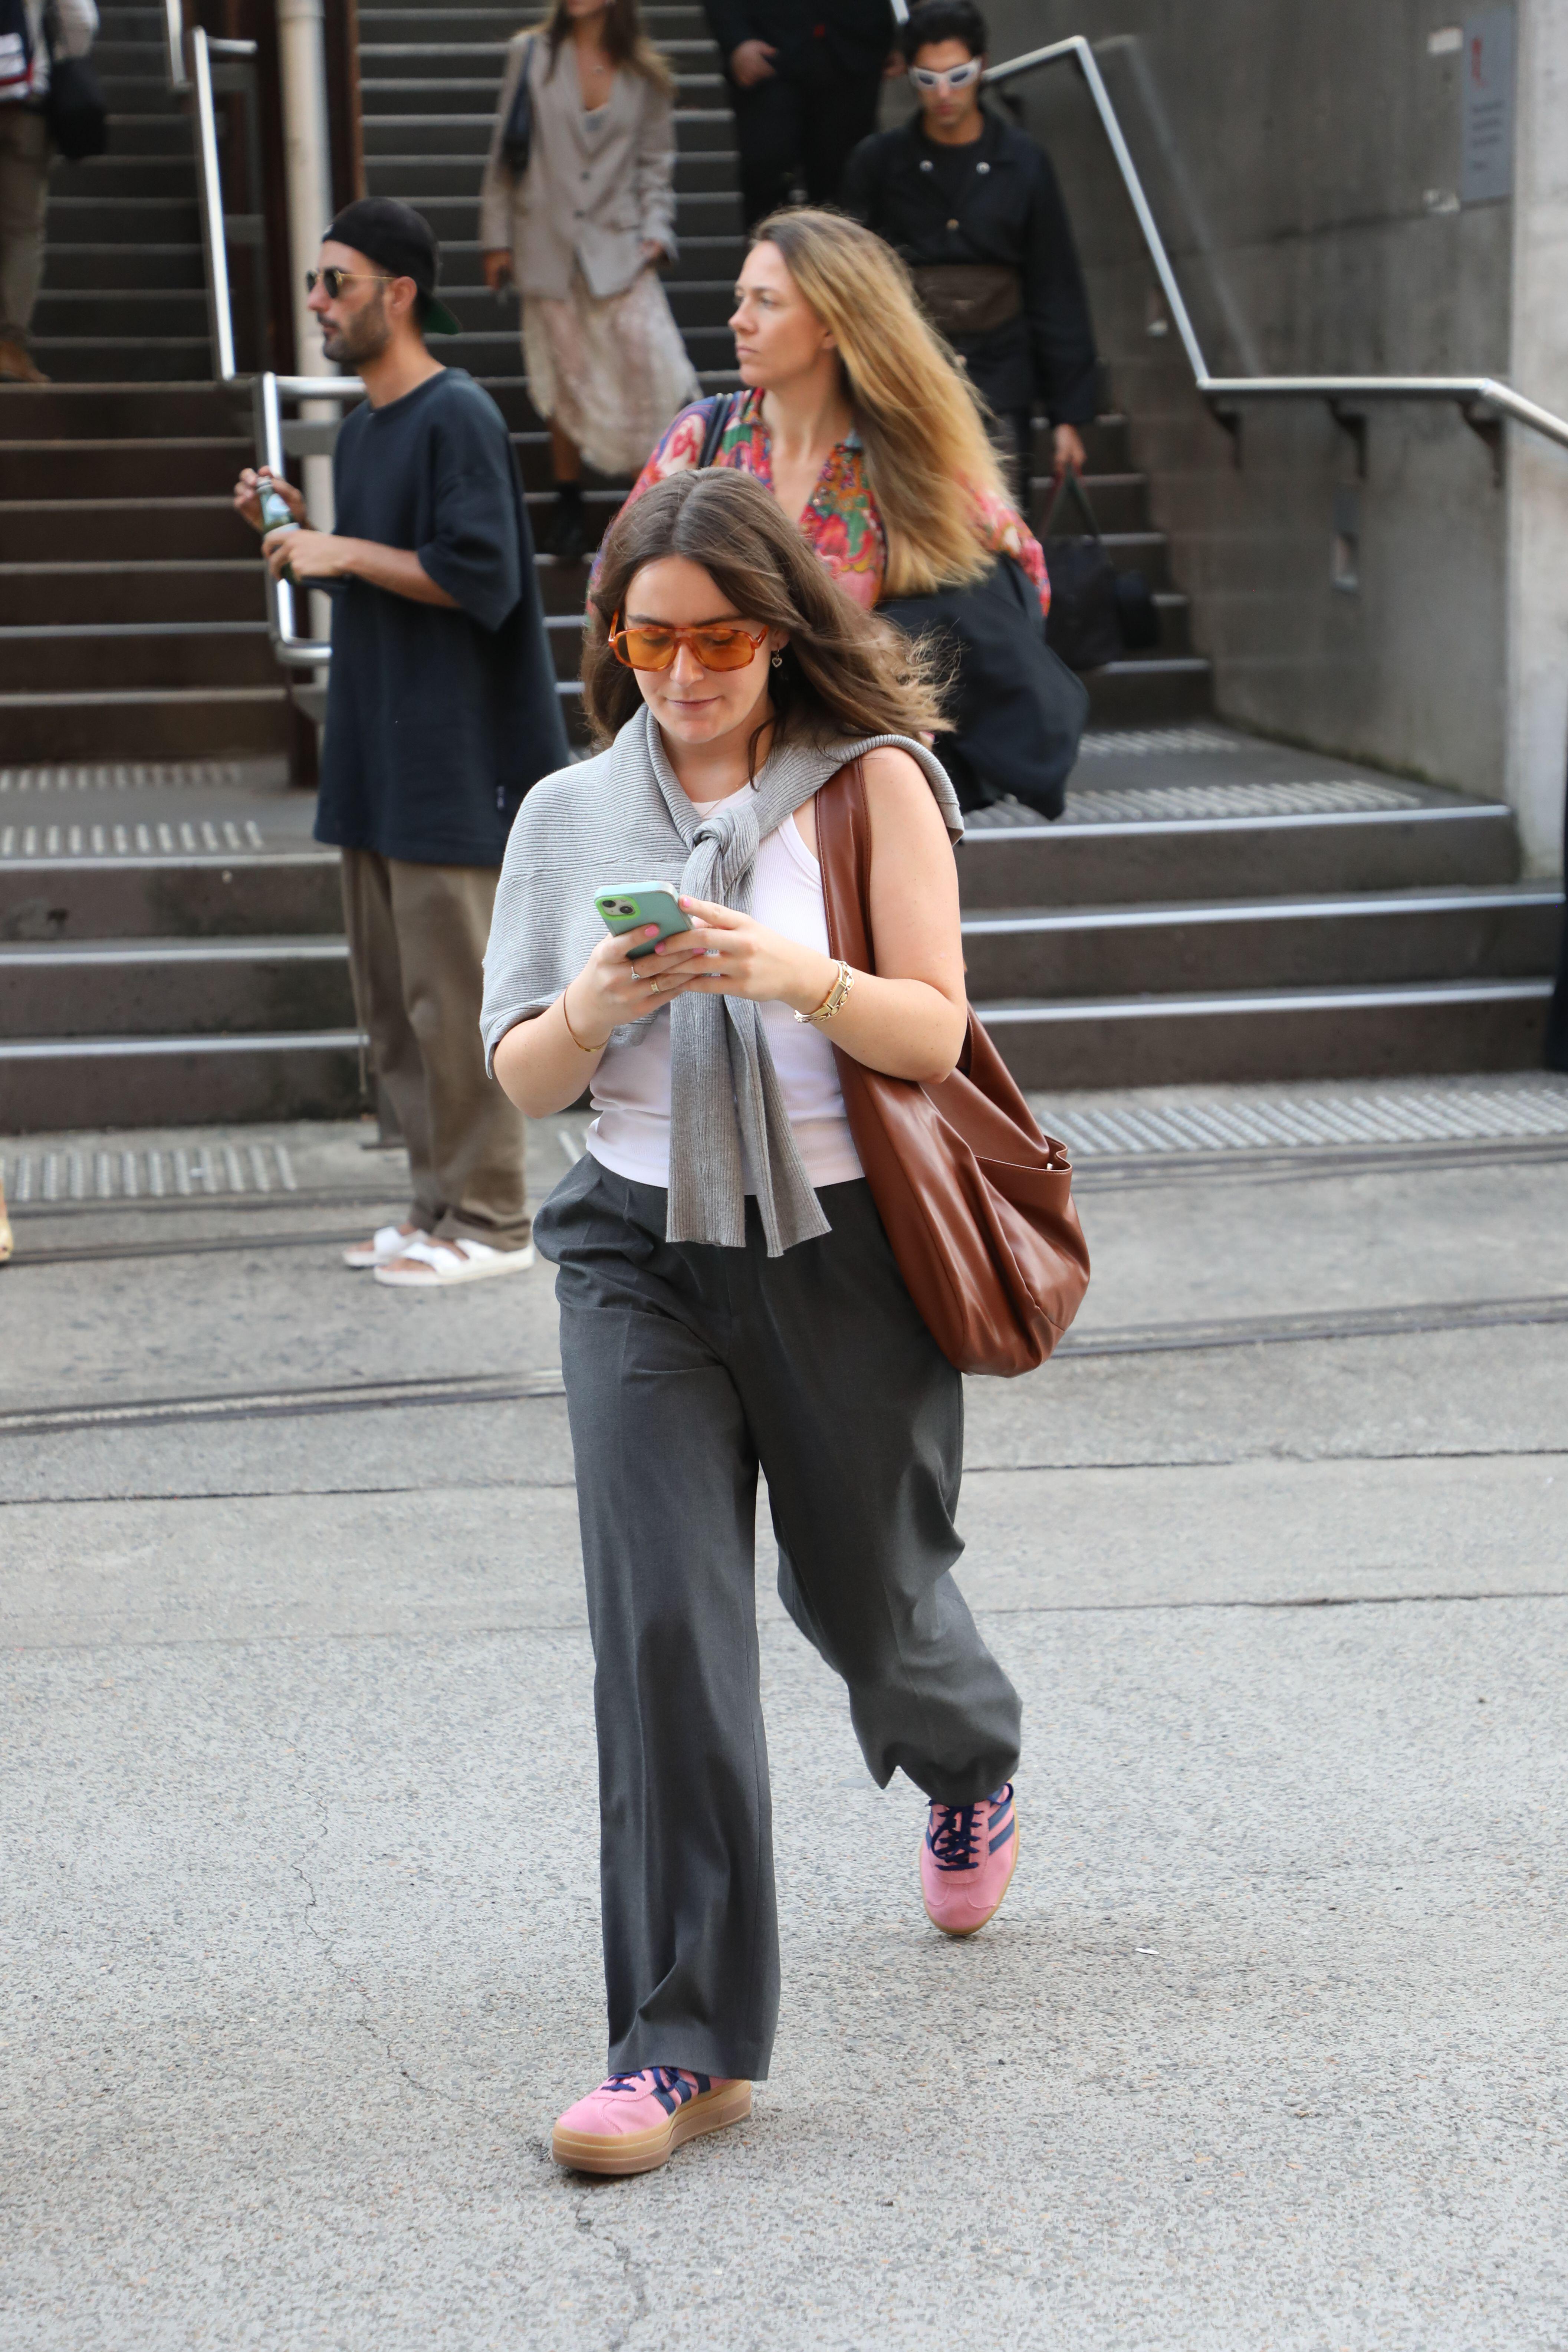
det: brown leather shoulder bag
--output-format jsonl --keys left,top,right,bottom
{"left": 816, "top": 757, "right": 1091, "bottom": 1377}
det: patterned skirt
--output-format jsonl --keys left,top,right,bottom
{"left": 522, "top": 265, "right": 702, "bottom": 478}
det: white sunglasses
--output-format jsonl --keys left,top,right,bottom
{"left": 910, "top": 59, "right": 982, "bottom": 91}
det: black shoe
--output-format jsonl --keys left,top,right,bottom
{"left": 548, "top": 490, "right": 587, "bottom": 568}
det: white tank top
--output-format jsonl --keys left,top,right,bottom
{"left": 585, "top": 786, "right": 864, "bottom": 1192}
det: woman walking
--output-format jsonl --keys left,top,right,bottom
{"left": 615, "top": 204, "right": 1046, "bottom": 610}
{"left": 483, "top": 467, "right": 1023, "bottom": 2176}
{"left": 480, "top": 0, "right": 700, "bottom": 564}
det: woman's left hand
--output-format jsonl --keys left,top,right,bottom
{"left": 655, "top": 897, "right": 837, "bottom": 1016}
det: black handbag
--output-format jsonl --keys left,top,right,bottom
{"left": 42, "top": 2, "right": 107, "bottom": 161}
{"left": 879, "top": 555, "right": 1089, "bottom": 821}
{"left": 500, "top": 35, "right": 535, "bottom": 173}
{"left": 1042, "top": 468, "right": 1158, "bottom": 672}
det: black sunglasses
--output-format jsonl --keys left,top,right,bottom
{"left": 305, "top": 266, "right": 394, "bottom": 299}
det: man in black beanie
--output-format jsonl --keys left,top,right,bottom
{"left": 233, "top": 198, "right": 571, "bottom": 1289}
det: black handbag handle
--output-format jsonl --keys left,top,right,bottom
{"left": 697, "top": 391, "right": 737, "bottom": 468}
{"left": 1042, "top": 464, "right": 1102, "bottom": 543}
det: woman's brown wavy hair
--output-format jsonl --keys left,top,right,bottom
{"left": 582, "top": 469, "right": 949, "bottom": 760}
{"left": 535, "top": 0, "right": 673, "bottom": 96}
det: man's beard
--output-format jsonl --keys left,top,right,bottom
{"left": 322, "top": 293, "right": 392, "bottom": 368}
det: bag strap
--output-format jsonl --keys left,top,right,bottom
{"left": 697, "top": 391, "right": 737, "bottom": 469}
{"left": 815, "top": 757, "right": 874, "bottom": 973}
{"left": 1042, "top": 464, "right": 1102, "bottom": 543}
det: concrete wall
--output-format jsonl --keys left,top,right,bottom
{"left": 976, "top": 0, "right": 1566, "bottom": 871}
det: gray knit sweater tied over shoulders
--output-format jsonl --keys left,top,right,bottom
{"left": 480, "top": 704, "right": 961, "bottom": 1255}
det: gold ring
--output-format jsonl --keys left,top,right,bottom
{"left": 650, "top": 977, "right": 661, "bottom": 993}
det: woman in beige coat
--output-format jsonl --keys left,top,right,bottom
{"left": 481, "top": 0, "right": 700, "bottom": 562}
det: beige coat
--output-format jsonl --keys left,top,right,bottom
{"left": 479, "top": 35, "right": 680, "bottom": 302}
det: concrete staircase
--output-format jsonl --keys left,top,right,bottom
{"left": 0, "top": 0, "right": 289, "bottom": 769}
{"left": 0, "top": 0, "right": 1558, "bottom": 1130}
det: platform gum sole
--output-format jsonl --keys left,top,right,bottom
{"left": 552, "top": 2078, "right": 753, "bottom": 2177}
{"left": 926, "top": 1819, "right": 1020, "bottom": 1938}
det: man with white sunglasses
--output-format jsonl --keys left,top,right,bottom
{"left": 843, "top": 0, "right": 1098, "bottom": 504}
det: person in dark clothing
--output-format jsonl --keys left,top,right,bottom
{"left": 702, "top": 0, "right": 898, "bottom": 229}
{"left": 1547, "top": 781, "right": 1568, "bottom": 1072}
{"left": 233, "top": 198, "right": 570, "bottom": 1290}
{"left": 842, "top": 0, "right": 1098, "bottom": 504}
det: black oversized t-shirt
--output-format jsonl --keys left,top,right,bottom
{"left": 313, "top": 367, "right": 570, "bottom": 869}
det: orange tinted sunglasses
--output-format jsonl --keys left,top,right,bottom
{"left": 609, "top": 615, "right": 769, "bottom": 672}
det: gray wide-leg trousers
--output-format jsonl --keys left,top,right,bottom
{"left": 534, "top": 1154, "right": 1022, "bottom": 2084}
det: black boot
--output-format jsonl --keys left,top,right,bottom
{"left": 549, "top": 480, "right": 586, "bottom": 567}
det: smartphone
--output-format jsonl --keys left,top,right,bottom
{"left": 595, "top": 882, "right": 693, "bottom": 960}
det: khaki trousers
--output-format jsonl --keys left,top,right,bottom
{"left": 0, "top": 107, "right": 49, "bottom": 342}
{"left": 340, "top": 848, "right": 530, "bottom": 1250}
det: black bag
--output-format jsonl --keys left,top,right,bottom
{"left": 1042, "top": 469, "right": 1158, "bottom": 672}
{"left": 500, "top": 35, "right": 535, "bottom": 173}
{"left": 41, "top": 2, "right": 107, "bottom": 160}
{"left": 697, "top": 390, "right": 737, "bottom": 466}
{"left": 880, "top": 555, "right": 1089, "bottom": 822}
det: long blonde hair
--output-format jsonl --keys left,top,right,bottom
{"left": 534, "top": 0, "right": 673, "bottom": 96}
{"left": 754, "top": 207, "right": 1013, "bottom": 596}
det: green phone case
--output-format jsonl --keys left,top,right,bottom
{"left": 594, "top": 883, "right": 692, "bottom": 960}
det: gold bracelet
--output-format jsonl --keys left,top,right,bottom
{"left": 560, "top": 991, "right": 610, "bottom": 1055}
{"left": 794, "top": 959, "right": 855, "bottom": 1027}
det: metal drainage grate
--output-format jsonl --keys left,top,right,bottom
{"left": 1056, "top": 1086, "right": 1568, "bottom": 1158}
{"left": 967, "top": 778, "right": 1429, "bottom": 828}
{"left": 0, "top": 819, "right": 266, "bottom": 859}
{"left": 3, "top": 1140, "right": 298, "bottom": 1203}
{"left": 0, "top": 762, "right": 249, "bottom": 795}
{"left": 1074, "top": 727, "right": 1252, "bottom": 757}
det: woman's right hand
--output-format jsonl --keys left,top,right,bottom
{"left": 483, "top": 249, "right": 514, "bottom": 295}
{"left": 563, "top": 920, "right": 714, "bottom": 1047}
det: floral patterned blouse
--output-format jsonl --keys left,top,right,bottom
{"left": 614, "top": 389, "right": 1049, "bottom": 614}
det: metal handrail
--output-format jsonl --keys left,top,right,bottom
{"left": 256, "top": 372, "right": 364, "bottom": 664}
{"left": 986, "top": 35, "right": 1568, "bottom": 457}
{"left": 191, "top": 29, "right": 237, "bottom": 381}
{"left": 162, "top": 0, "right": 187, "bottom": 92}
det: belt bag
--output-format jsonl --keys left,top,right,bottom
{"left": 817, "top": 757, "right": 1091, "bottom": 1377}
{"left": 910, "top": 262, "right": 1022, "bottom": 340}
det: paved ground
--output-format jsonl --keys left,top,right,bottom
{"left": 2, "top": 1078, "right": 1567, "bottom": 2351}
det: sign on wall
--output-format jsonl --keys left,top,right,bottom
{"left": 1461, "top": 10, "right": 1515, "bottom": 203}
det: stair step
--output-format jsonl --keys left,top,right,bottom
{"left": 25, "top": 338, "right": 213, "bottom": 382}
{"left": 0, "top": 686, "right": 291, "bottom": 763}
{"left": 0, "top": 500, "right": 256, "bottom": 561}
{"left": 0, "top": 439, "right": 249, "bottom": 500}
{"left": 0, "top": 934, "right": 356, "bottom": 1037}
{"left": 0, "top": 562, "right": 264, "bottom": 626}
{"left": 961, "top": 886, "right": 1563, "bottom": 999}
{"left": 0, "top": 1029, "right": 364, "bottom": 1128}
{"left": 955, "top": 801, "right": 1523, "bottom": 908}
{"left": 38, "top": 197, "right": 201, "bottom": 244}
{"left": 976, "top": 978, "right": 1555, "bottom": 1089}
{"left": 41, "top": 244, "right": 207, "bottom": 293}
{"left": 0, "top": 384, "right": 248, "bottom": 437}
{"left": 0, "top": 847, "right": 341, "bottom": 941}
{"left": 0, "top": 623, "right": 279, "bottom": 693}
{"left": 49, "top": 157, "right": 198, "bottom": 198}
{"left": 1084, "top": 659, "right": 1213, "bottom": 727}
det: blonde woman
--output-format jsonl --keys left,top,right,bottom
{"left": 615, "top": 204, "right": 1046, "bottom": 609}
{"left": 480, "top": 0, "right": 700, "bottom": 562}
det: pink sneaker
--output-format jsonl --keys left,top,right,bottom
{"left": 550, "top": 2068, "right": 752, "bottom": 2177}
{"left": 920, "top": 1783, "right": 1019, "bottom": 1937}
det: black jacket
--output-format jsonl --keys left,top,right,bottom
{"left": 842, "top": 108, "right": 1098, "bottom": 423}
{"left": 701, "top": 0, "right": 894, "bottom": 80}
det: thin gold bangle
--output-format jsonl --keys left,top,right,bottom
{"left": 560, "top": 990, "right": 610, "bottom": 1055}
